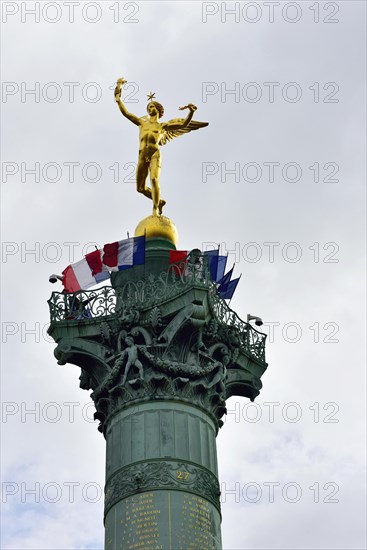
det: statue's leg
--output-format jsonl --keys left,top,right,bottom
{"left": 207, "top": 372, "right": 221, "bottom": 389}
{"left": 136, "top": 157, "right": 152, "bottom": 201}
{"left": 135, "top": 360, "right": 144, "bottom": 379}
{"left": 121, "top": 360, "right": 132, "bottom": 385}
{"left": 150, "top": 153, "right": 165, "bottom": 215}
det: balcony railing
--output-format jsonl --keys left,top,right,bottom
{"left": 48, "top": 256, "right": 266, "bottom": 363}
{"left": 48, "top": 257, "right": 211, "bottom": 322}
{"left": 208, "top": 287, "right": 267, "bottom": 363}
{"left": 48, "top": 286, "right": 117, "bottom": 322}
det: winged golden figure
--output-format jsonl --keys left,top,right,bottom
{"left": 114, "top": 78, "right": 209, "bottom": 216}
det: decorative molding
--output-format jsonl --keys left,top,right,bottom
{"left": 104, "top": 460, "right": 221, "bottom": 517}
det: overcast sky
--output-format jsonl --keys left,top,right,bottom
{"left": 1, "top": 1, "right": 366, "bottom": 549}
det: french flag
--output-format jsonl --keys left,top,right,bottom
{"left": 102, "top": 236, "right": 145, "bottom": 271}
{"left": 61, "top": 236, "right": 146, "bottom": 293}
{"left": 62, "top": 252, "right": 109, "bottom": 293}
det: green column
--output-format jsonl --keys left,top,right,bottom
{"left": 104, "top": 401, "right": 222, "bottom": 549}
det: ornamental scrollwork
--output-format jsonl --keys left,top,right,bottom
{"left": 104, "top": 460, "right": 221, "bottom": 518}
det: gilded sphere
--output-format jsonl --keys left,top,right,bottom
{"left": 134, "top": 215, "right": 178, "bottom": 246}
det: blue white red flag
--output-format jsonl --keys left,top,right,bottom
{"left": 62, "top": 257, "right": 109, "bottom": 293}
{"left": 62, "top": 236, "right": 145, "bottom": 292}
{"left": 102, "top": 236, "right": 145, "bottom": 272}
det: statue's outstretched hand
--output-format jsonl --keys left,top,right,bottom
{"left": 114, "top": 77, "right": 127, "bottom": 100}
{"left": 179, "top": 103, "right": 197, "bottom": 112}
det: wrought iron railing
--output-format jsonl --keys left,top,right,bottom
{"left": 47, "top": 286, "right": 116, "bottom": 322}
{"left": 208, "top": 287, "right": 267, "bottom": 363}
{"left": 48, "top": 254, "right": 266, "bottom": 363}
{"left": 48, "top": 256, "right": 211, "bottom": 322}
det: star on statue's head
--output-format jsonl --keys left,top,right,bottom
{"left": 147, "top": 91, "right": 156, "bottom": 102}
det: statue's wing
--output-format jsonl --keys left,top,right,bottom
{"left": 159, "top": 119, "right": 209, "bottom": 146}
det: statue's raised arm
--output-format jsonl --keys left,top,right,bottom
{"left": 114, "top": 78, "right": 141, "bottom": 126}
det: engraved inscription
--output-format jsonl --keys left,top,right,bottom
{"left": 177, "top": 494, "right": 217, "bottom": 549}
{"left": 122, "top": 493, "right": 162, "bottom": 550}
{"left": 104, "top": 490, "right": 222, "bottom": 550}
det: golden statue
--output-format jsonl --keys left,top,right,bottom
{"left": 114, "top": 78, "right": 209, "bottom": 216}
